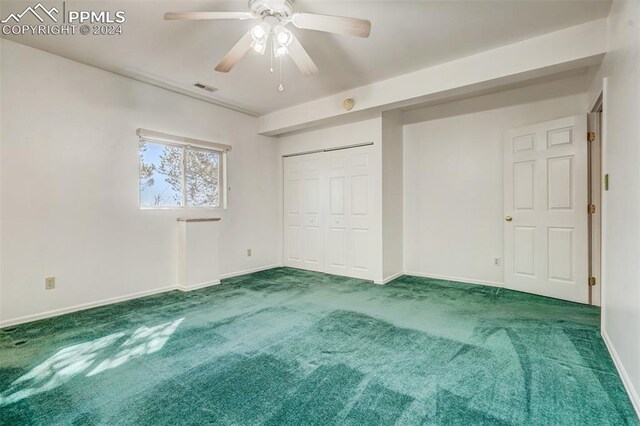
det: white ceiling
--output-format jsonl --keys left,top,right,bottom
{"left": 1, "top": 0, "right": 611, "bottom": 115}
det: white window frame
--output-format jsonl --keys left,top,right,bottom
{"left": 137, "top": 128, "right": 231, "bottom": 210}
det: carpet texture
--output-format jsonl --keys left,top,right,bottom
{"left": 0, "top": 268, "right": 637, "bottom": 425}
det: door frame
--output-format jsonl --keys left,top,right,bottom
{"left": 588, "top": 104, "right": 603, "bottom": 307}
{"left": 588, "top": 80, "right": 607, "bottom": 315}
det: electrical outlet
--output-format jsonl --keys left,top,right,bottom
{"left": 45, "top": 277, "right": 55, "bottom": 290}
{"left": 247, "top": 248, "right": 252, "bottom": 257}
{"left": 492, "top": 257, "right": 501, "bottom": 267}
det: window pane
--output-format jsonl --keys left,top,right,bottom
{"left": 139, "top": 141, "right": 183, "bottom": 207}
{"left": 185, "top": 148, "right": 220, "bottom": 207}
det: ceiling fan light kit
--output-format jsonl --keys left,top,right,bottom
{"left": 164, "top": 0, "right": 371, "bottom": 91}
{"left": 249, "top": 22, "right": 293, "bottom": 58}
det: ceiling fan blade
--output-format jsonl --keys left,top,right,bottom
{"left": 164, "top": 11, "right": 252, "bottom": 21}
{"left": 288, "top": 36, "right": 319, "bottom": 77}
{"left": 291, "top": 13, "right": 371, "bottom": 38}
{"left": 215, "top": 31, "right": 254, "bottom": 73}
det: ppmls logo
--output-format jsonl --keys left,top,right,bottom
{"left": 1, "top": 3, "right": 58, "bottom": 23}
{"left": 2, "top": 2, "right": 125, "bottom": 36}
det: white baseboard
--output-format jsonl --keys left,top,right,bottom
{"left": 0, "top": 264, "right": 282, "bottom": 328}
{"left": 373, "top": 271, "right": 404, "bottom": 285}
{"left": 602, "top": 329, "right": 640, "bottom": 418}
{"left": 220, "top": 263, "right": 282, "bottom": 280}
{"left": 176, "top": 280, "right": 220, "bottom": 292}
{"left": 404, "top": 271, "right": 504, "bottom": 289}
{"left": 0, "top": 284, "right": 176, "bottom": 328}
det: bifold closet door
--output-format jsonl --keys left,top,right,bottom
{"left": 283, "top": 146, "right": 373, "bottom": 280}
{"left": 283, "top": 152, "right": 324, "bottom": 272}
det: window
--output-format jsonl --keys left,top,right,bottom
{"left": 139, "top": 141, "right": 223, "bottom": 208}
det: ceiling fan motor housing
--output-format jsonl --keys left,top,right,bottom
{"left": 249, "top": 0, "right": 294, "bottom": 19}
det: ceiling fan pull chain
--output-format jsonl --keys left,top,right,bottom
{"left": 270, "top": 38, "right": 274, "bottom": 73}
{"left": 278, "top": 56, "right": 284, "bottom": 92}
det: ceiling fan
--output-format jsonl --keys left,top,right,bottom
{"left": 164, "top": 0, "right": 371, "bottom": 78}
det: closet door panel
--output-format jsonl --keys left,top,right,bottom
{"left": 325, "top": 156, "right": 349, "bottom": 275}
{"left": 346, "top": 148, "right": 373, "bottom": 279}
{"left": 284, "top": 153, "right": 324, "bottom": 272}
{"left": 324, "top": 146, "right": 373, "bottom": 279}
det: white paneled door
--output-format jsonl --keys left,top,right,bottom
{"left": 504, "top": 116, "right": 588, "bottom": 303}
{"left": 283, "top": 152, "right": 324, "bottom": 272}
{"left": 284, "top": 146, "right": 373, "bottom": 280}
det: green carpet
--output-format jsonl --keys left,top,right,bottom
{"left": 0, "top": 268, "right": 637, "bottom": 425}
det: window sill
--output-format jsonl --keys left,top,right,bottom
{"left": 139, "top": 206, "right": 226, "bottom": 211}
{"left": 177, "top": 217, "right": 221, "bottom": 223}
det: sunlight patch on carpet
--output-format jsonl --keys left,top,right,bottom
{"left": 0, "top": 318, "right": 183, "bottom": 406}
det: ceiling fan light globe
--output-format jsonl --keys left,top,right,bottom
{"left": 252, "top": 41, "right": 266, "bottom": 55}
{"left": 275, "top": 46, "right": 288, "bottom": 57}
{"left": 276, "top": 31, "right": 290, "bottom": 45}
{"left": 274, "top": 25, "right": 293, "bottom": 47}
{"left": 251, "top": 23, "right": 270, "bottom": 43}
{"left": 251, "top": 25, "right": 264, "bottom": 40}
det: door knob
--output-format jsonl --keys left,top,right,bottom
{"left": 505, "top": 216, "right": 513, "bottom": 222}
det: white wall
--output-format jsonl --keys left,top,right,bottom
{"left": 403, "top": 75, "right": 589, "bottom": 286}
{"left": 0, "top": 40, "right": 281, "bottom": 325}
{"left": 588, "top": 0, "right": 640, "bottom": 415}
{"left": 381, "top": 111, "right": 403, "bottom": 281}
{"left": 278, "top": 118, "right": 381, "bottom": 156}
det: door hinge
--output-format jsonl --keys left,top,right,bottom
{"left": 588, "top": 132, "right": 596, "bottom": 142}
{"left": 588, "top": 276, "right": 597, "bottom": 287}
{"left": 588, "top": 204, "right": 596, "bottom": 214}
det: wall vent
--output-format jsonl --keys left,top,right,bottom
{"left": 193, "top": 82, "right": 217, "bottom": 93}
